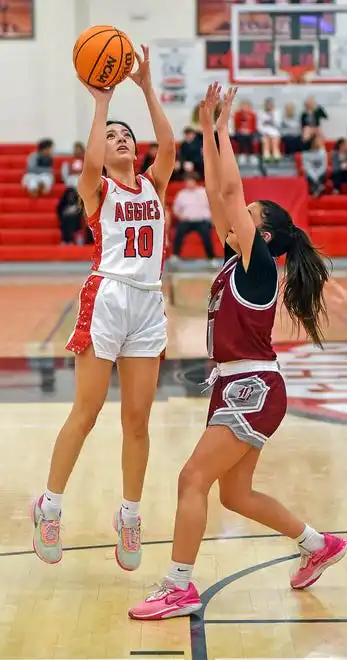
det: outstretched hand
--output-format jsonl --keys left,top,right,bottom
{"left": 199, "top": 82, "right": 222, "bottom": 130}
{"left": 129, "top": 45, "right": 151, "bottom": 91}
{"left": 216, "top": 87, "right": 238, "bottom": 132}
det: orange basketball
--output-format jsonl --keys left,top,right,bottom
{"left": 73, "top": 25, "right": 135, "bottom": 88}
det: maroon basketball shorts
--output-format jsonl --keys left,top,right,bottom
{"left": 207, "top": 370, "right": 287, "bottom": 450}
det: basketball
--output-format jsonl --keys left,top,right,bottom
{"left": 73, "top": 25, "right": 135, "bottom": 88}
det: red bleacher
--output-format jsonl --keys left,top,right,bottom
{"left": 0, "top": 142, "right": 346, "bottom": 261}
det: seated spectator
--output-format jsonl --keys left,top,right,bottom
{"left": 172, "top": 173, "right": 216, "bottom": 263}
{"left": 301, "top": 96, "right": 328, "bottom": 142}
{"left": 302, "top": 134, "right": 327, "bottom": 198}
{"left": 61, "top": 142, "right": 85, "bottom": 188}
{"left": 22, "top": 139, "right": 54, "bottom": 197}
{"left": 57, "top": 187, "right": 84, "bottom": 244}
{"left": 141, "top": 142, "right": 158, "bottom": 173}
{"left": 179, "top": 127, "right": 203, "bottom": 178}
{"left": 233, "top": 99, "right": 258, "bottom": 165}
{"left": 281, "top": 102, "right": 302, "bottom": 155}
{"left": 258, "top": 98, "right": 281, "bottom": 161}
{"left": 331, "top": 138, "right": 347, "bottom": 194}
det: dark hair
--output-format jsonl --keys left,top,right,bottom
{"left": 334, "top": 138, "right": 346, "bottom": 152}
{"left": 259, "top": 200, "right": 329, "bottom": 347}
{"left": 184, "top": 126, "right": 195, "bottom": 134}
{"left": 38, "top": 139, "right": 53, "bottom": 151}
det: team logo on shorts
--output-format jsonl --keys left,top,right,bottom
{"left": 276, "top": 342, "right": 347, "bottom": 423}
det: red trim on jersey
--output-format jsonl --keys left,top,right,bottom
{"left": 65, "top": 275, "right": 103, "bottom": 355}
{"left": 87, "top": 177, "right": 108, "bottom": 223}
{"left": 88, "top": 177, "right": 108, "bottom": 271}
{"left": 142, "top": 170, "right": 157, "bottom": 191}
{"left": 111, "top": 176, "right": 143, "bottom": 194}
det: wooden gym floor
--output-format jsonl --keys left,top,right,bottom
{"left": 1, "top": 270, "right": 347, "bottom": 659}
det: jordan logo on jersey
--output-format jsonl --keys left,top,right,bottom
{"left": 115, "top": 200, "right": 161, "bottom": 223}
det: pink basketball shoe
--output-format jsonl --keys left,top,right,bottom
{"left": 129, "top": 578, "right": 202, "bottom": 620}
{"left": 291, "top": 533, "right": 347, "bottom": 589}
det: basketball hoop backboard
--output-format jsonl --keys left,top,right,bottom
{"left": 230, "top": 3, "right": 347, "bottom": 85}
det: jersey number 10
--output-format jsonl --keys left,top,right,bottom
{"left": 124, "top": 225, "right": 154, "bottom": 258}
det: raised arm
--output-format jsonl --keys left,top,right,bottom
{"left": 130, "top": 46, "right": 175, "bottom": 200}
{"left": 77, "top": 82, "right": 115, "bottom": 216}
{"left": 216, "top": 88, "right": 255, "bottom": 268}
{"left": 199, "top": 83, "right": 232, "bottom": 244}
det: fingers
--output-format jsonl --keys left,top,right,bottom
{"left": 205, "top": 81, "right": 222, "bottom": 106}
{"left": 134, "top": 51, "right": 142, "bottom": 67}
{"left": 141, "top": 44, "right": 149, "bottom": 60}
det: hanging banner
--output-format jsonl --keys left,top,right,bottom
{"left": 151, "top": 39, "right": 199, "bottom": 107}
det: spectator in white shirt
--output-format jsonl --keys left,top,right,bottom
{"left": 258, "top": 98, "right": 281, "bottom": 161}
{"left": 61, "top": 142, "right": 85, "bottom": 188}
{"left": 172, "top": 173, "right": 216, "bottom": 262}
{"left": 22, "top": 139, "right": 54, "bottom": 197}
{"left": 302, "top": 134, "right": 327, "bottom": 197}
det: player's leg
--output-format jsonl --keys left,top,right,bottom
{"left": 114, "top": 355, "right": 160, "bottom": 570}
{"left": 219, "top": 447, "right": 347, "bottom": 589}
{"left": 114, "top": 288, "right": 167, "bottom": 571}
{"left": 33, "top": 347, "right": 113, "bottom": 563}
{"left": 129, "top": 424, "right": 250, "bottom": 619}
{"left": 32, "top": 276, "right": 123, "bottom": 564}
{"left": 32, "top": 345, "right": 113, "bottom": 564}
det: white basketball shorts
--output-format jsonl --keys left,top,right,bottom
{"left": 66, "top": 274, "right": 167, "bottom": 361}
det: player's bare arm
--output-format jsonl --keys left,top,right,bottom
{"left": 130, "top": 45, "right": 176, "bottom": 201}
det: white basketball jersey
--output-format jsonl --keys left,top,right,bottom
{"left": 89, "top": 174, "right": 165, "bottom": 287}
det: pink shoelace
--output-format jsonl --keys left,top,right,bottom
{"left": 121, "top": 524, "right": 140, "bottom": 552}
{"left": 40, "top": 519, "right": 60, "bottom": 545}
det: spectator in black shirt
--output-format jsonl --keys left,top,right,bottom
{"left": 301, "top": 97, "right": 328, "bottom": 141}
{"left": 331, "top": 138, "right": 347, "bottom": 193}
{"left": 141, "top": 143, "right": 158, "bottom": 173}
{"left": 179, "top": 127, "right": 204, "bottom": 178}
{"left": 57, "top": 187, "right": 84, "bottom": 244}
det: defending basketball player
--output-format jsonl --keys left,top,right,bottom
{"left": 129, "top": 83, "right": 347, "bottom": 620}
{"left": 31, "top": 46, "right": 176, "bottom": 570}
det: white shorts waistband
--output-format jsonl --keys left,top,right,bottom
{"left": 203, "top": 360, "right": 279, "bottom": 391}
{"left": 91, "top": 270, "right": 162, "bottom": 291}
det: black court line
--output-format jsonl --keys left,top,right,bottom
{"left": 204, "top": 617, "right": 347, "bottom": 624}
{"left": 1, "top": 530, "right": 346, "bottom": 559}
{"left": 190, "top": 553, "right": 298, "bottom": 660}
{"left": 131, "top": 652, "right": 185, "bottom": 656}
{"left": 40, "top": 298, "right": 76, "bottom": 349}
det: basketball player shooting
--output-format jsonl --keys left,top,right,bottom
{"left": 129, "top": 83, "right": 347, "bottom": 620}
{"left": 31, "top": 45, "right": 176, "bottom": 571}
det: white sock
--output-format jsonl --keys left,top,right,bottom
{"left": 41, "top": 489, "right": 62, "bottom": 516}
{"left": 167, "top": 561, "right": 194, "bottom": 590}
{"left": 296, "top": 525, "right": 325, "bottom": 553}
{"left": 121, "top": 499, "right": 140, "bottom": 525}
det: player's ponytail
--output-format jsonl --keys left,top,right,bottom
{"left": 259, "top": 199, "right": 329, "bottom": 347}
{"left": 283, "top": 226, "right": 329, "bottom": 347}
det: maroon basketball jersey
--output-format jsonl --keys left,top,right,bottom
{"left": 207, "top": 254, "right": 278, "bottom": 363}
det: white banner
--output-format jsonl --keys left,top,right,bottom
{"left": 151, "top": 39, "right": 200, "bottom": 107}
